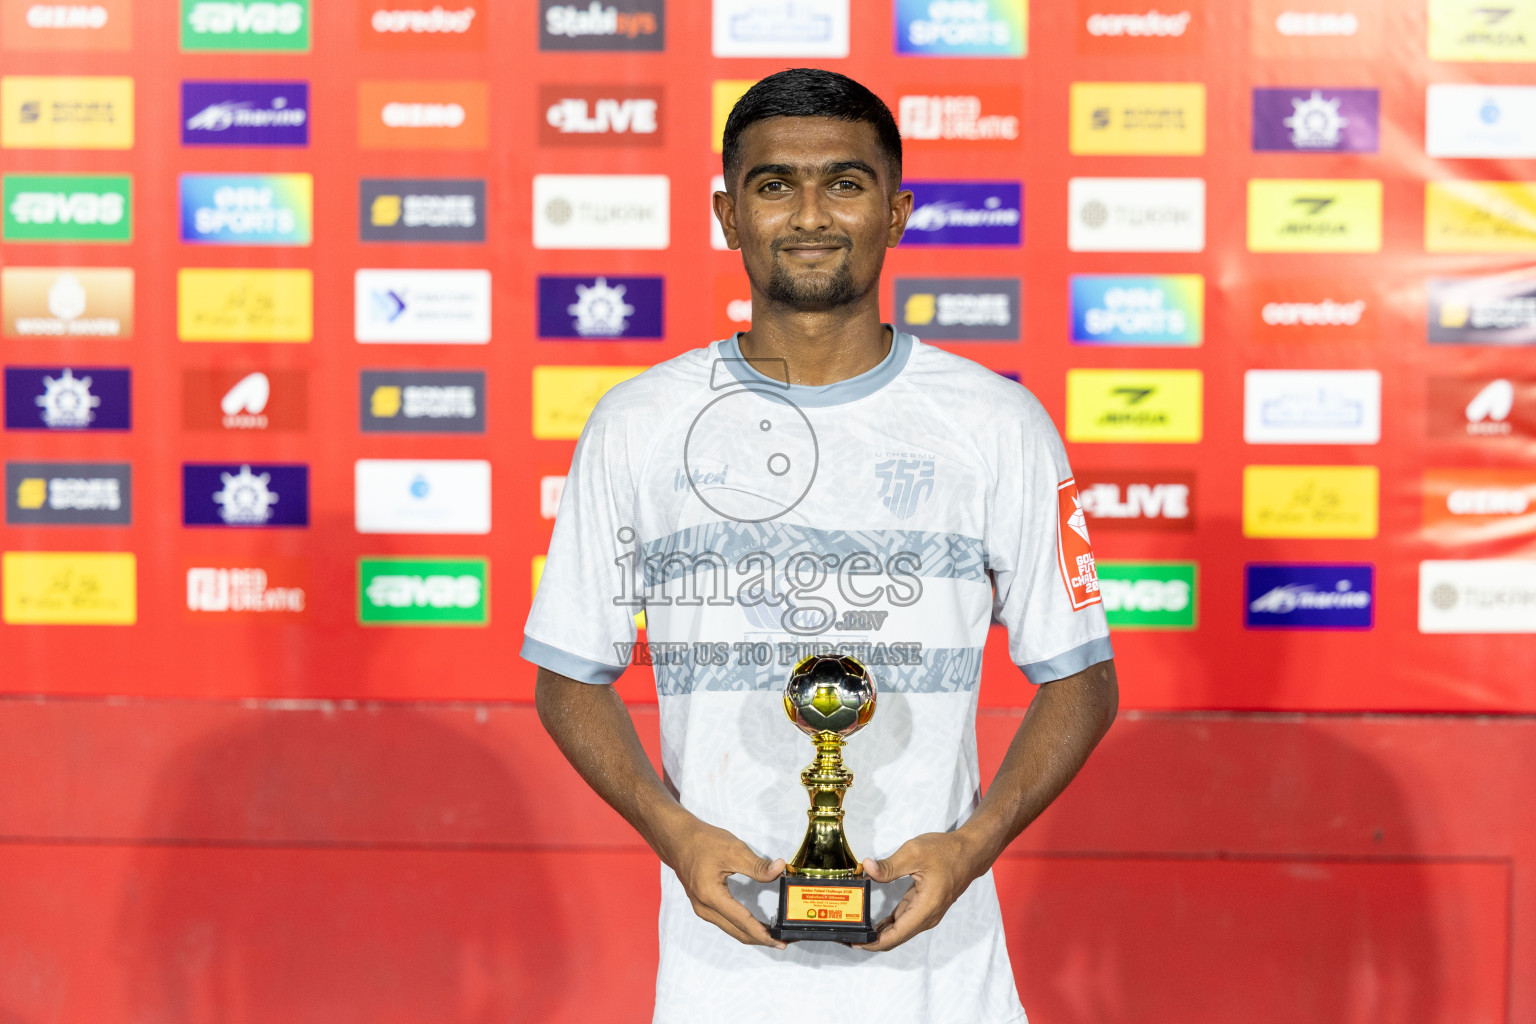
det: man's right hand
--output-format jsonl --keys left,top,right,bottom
{"left": 658, "top": 814, "right": 787, "bottom": 949}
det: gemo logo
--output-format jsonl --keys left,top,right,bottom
{"left": 10, "top": 190, "right": 122, "bottom": 224}
{"left": 382, "top": 102, "right": 463, "bottom": 127}
{"left": 187, "top": 1, "right": 304, "bottom": 33}
{"left": 1276, "top": 11, "right": 1358, "bottom": 35}
{"left": 546, "top": 97, "right": 657, "bottom": 134}
{"left": 26, "top": 5, "right": 110, "bottom": 28}
{"left": 1085, "top": 10, "right": 1191, "bottom": 36}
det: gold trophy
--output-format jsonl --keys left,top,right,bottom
{"left": 770, "top": 654, "right": 879, "bottom": 944}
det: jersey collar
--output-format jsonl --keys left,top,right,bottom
{"left": 716, "top": 328, "right": 913, "bottom": 408}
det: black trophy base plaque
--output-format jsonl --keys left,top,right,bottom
{"left": 770, "top": 874, "right": 878, "bottom": 944}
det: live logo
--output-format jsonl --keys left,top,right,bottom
{"left": 1077, "top": 470, "right": 1196, "bottom": 531}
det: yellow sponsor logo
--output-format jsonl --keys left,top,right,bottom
{"left": 1243, "top": 465, "right": 1379, "bottom": 538}
{"left": 1066, "top": 369, "right": 1203, "bottom": 443}
{"left": 1, "top": 75, "right": 133, "bottom": 149}
{"left": 370, "top": 386, "right": 402, "bottom": 417}
{"left": 532, "top": 365, "right": 645, "bottom": 440}
{"left": 16, "top": 478, "right": 47, "bottom": 509}
{"left": 1248, "top": 179, "right": 1382, "bottom": 253}
{"left": 712, "top": 79, "right": 755, "bottom": 155}
{"left": 1425, "top": 181, "right": 1536, "bottom": 253}
{"left": 1428, "top": 0, "right": 1536, "bottom": 61}
{"left": 370, "top": 194, "right": 402, "bottom": 226}
{"left": 1069, "top": 82, "right": 1206, "bottom": 156}
{"left": 2, "top": 551, "right": 136, "bottom": 624}
{"left": 903, "top": 293, "right": 936, "bottom": 325}
{"left": 177, "top": 268, "right": 313, "bottom": 342}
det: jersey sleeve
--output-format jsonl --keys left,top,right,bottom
{"left": 520, "top": 394, "right": 643, "bottom": 685}
{"left": 986, "top": 395, "right": 1113, "bottom": 684}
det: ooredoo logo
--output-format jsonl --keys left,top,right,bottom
{"left": 1077, "top": 0, "right": 1201, "bottom": 53}
{"left": 1251, "top": 0, "right": 1380, "bottom": 58}
{"left": 361, "top": 4, "right": 484, "bottom": 48}
{"left": 1249, "top": 278, "right": 1374, "bottom": 341}
{"left": 540, "top": 85, "right": 663, "bottom": 146}
{"left": 358, "top": 80, "right": 488, "bottom": 149}
{"left": 540, "top": 0, "right": 664, "bottom": 51}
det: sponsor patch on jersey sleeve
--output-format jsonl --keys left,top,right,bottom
{"left": 1056, "top": 477, "right": 1102, "bottom": 610}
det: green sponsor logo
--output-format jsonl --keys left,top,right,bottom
{"left": 3, "top": 175, "right": 132, "bottom": 243}
{"left": 1096, "top": 561, "right": 1197, "bottom": 630}
{"left": 181, "top": 0, "right": 311, "bottom": 51}
{"left": 359, "top": 558, "right": 488, "bottom": 626}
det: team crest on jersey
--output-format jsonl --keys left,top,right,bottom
{"left": 874, "top": 456, "right": 936, "bottom": 520}
{"left": 1056, "top": 477, "right": 1101, "bottom": 610}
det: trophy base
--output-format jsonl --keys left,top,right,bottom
{"left": 770, "top": 874, "right": 878, "bottom": 944}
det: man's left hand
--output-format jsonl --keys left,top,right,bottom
{"left": 852, "top": 831, "right": 985, "bottom": 952}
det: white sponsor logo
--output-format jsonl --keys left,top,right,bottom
{"left": 35, "top": 368, "right": 99, "bottom": 428}
{"left": 905, "top": 0, "right": 1013, "bottom": 48}
{"left": 382, "top": 102, "right": 464, "bottom": 127}
{"left": 26, "top": 4, "right": 109, "bottom": 29}
{"left": 533, "top": 174, "right": 669, "bottom": 250}
{"left": 191, "top": 184, "right": 298, "bottom": 237}
{"left": 354, "top": 268, "right": 491, "bottom": 343}
{"left": 1085, "top": 9, "right": 1191, "bottom": 36}
{"left": 1250, "top": 580, "right": 1370, "bottom": 613}
{"left": 401, "top": 386, "right": 476, "bottom": 418}
{"left": 220, "top": 371, "right": 270, "bottom": 429}
{"left": 1244, "top": 369, "right": 1381, "bottom": 445}
{"left": 212, "top": 465, "right": 279, "bottom": 525}
{"left": 1419, "top": 560, "right": 1536, "bottom": 633}
{"left": 1084, "top": 285, "right": 1188, "bottom": 338}
{"left": 187, "top": 567, "right": 305, "bottom": 612}
{"left": 365, "top": 573, "right": 481, "bottom": 608}
{"left": 1466, "top": 379, "right": 1515, "bottom": 434}
{"left": 1426, "top": 85, "right": 1536, "bottom": 159}
{"left": 1100, "top": 577, "right": 1190, "bottom": 613}
{"left": 186, "top": 96, "right": 306, "bottom": 132}
{"left": 898, "top": 94, "right": 1019, "bottom": 141}
{"left": 395, "top": 193, "right": 476, "bottom": 227}
{"left": 540, "top": 475, "right": 567, "bottom": 519}
{"left": 371, "top": 6, "right": 476, "bottom": 33}
{"left": 1447, "top": 488, "right": 1530, "bottom": 515}
{"left": 186, "top": 2, "right": 304, "bottom": 35}
{"left": 1274, "top": 10, "right": 1358, "bottom": 36}
{"left": 354, "top": 459, "right": 490, "bottom": 534}
{"left": 1261, "top": 298, "right": 1366, "bottom": 326}
{"left": 9, "top": 191, "right": 124, "bottom": 225}
{"left": 712, "top": 0, "right": 850, "bottom": 57}
{"left": 43, "top": 476, "right": 120, "bottom": 510}
{"left": 1080, "top": 482, "right": 1190, "bottom": 520}
{"left": 545, "top": 97, "right": 658, "bottom": 135}
{"left": 1068, "top": 177, "right": 1206, "bottom": 252}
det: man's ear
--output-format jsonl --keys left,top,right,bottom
{"left": 887, "top": 187, "right": 914, "bottom": 248}
{"left": 712, "top": 189, "right": 741, "bottom": 251}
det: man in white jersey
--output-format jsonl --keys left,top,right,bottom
{"left": 524, "top": 69, "right": 1119, "bottom": 1023}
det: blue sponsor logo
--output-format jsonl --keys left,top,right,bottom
{"left": 537, "top": 275, "right": 664, "bottom": 338}
{"left": 5, "top": 366, "right": 131, "bottom": 431}
{"left": 179, "top": 173, "right": 312, "bottom": 245}
{"left": 1071, "top": 274, "right": 1203, "bottom": 345}
{"left": 183, "top": 463, "right": 309, "bottom": 527}
{"left": 902, "top": 182, "right": 1021, "bottom": 246}
{"left": 1245, "top": 563, "right": 1374, "bottom": 629}
{"left": 181, "top": 81, "right": 310, "bottom": 147}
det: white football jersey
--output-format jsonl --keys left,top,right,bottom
{"left": 523, "top": 331, "right": 1112, "bottom": 1024}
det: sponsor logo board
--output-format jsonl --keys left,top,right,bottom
{"left": 1077, "top": 470, "right": 1196, "bottom": 531}
{"left": 532, "top": 365, "right": 644, "bottom": 439}
{"left": 541, "top": 85, "right": 663, "bottom": 147}
{"left": 894, "top": 0, "right": 1027, "bottom": 57}
{"left": 3, "top": 173, "right": 130, "bottom": 242}
{"left": 181, "top": 0, "right": 310, "bottom": 50}
{"left": 1243, "top": 464, "right": 1378, "bottom": 538}
{"left": 1428, "top": 0, "right": 1536, "bottom": 62}
{"left": 182, "top": 462, "right": 308, "bottom": 527}
{"left": 6, "top": 461, "right": 130, "bottom": 524}
{"left": 360, "top": 370, "right": 485, "bottom": 433}
{"left": 1425, "top": 181, "right": 1536, "bottom": 253}
{"left": 712, "top": 0, "right": 848, "bottom": 56}
{"left": 897, "top": 87, "right": 1021, "bottom": 146}
{"left": 1249, "top": 278, "right": 1373, "bottom": 342}
{"left": 360, "top": 3, "right": 484, "bottom": 48}
{"left": 1250, "top": 0, "right": 1381, "bottom": 59}
{"left": 1, "top": 0, "right": 132, "bottom": 50}
{"left": 533, "top": 174, "right": 669, "bottom": 250}
{"left": 1247, "top": 179, "right": 1382, "bottom": 252}
{"left": 1243, "top": 369, "right": 1381, "bottom": 445}
{"left": 359, "top": 556, "right": 488, "bottom": 625}
{"left": 540, "top": 0, "right": 664, "bottom": 50}
{"left": 177, "top": 268, "right": 311, "bottom": 342}
{"left": 895, "top": 277, "right": 1019, "bottom": 341}
{"left": 1, "top": 75, "right": 132, "bottom": 148}
{"left": 711, "top": 79, "right": 755, "bottom": 153}
{"left": 182, "top": 369, "right": 307, "bottom": 431}
{"left": 1065, "top": 368, "right": 1203, "bottom": 443}
{"left": 1427, "top": 377, "right": 1536, "bottom": 439}
{"left": 1077, "top": 0, "right": 1201, "bottom": 53}
{"left": 360, "top": 178, "right": 484, "bottom": 242}
{"left": 1426, "top": 84, "right": 1536, "bottom": 158}
{"left": 1069, "top": 81, "right": 1205, "bottom": 155}
{"left": 1252, "top": 87, "right": 1378, "bottom": 153}
{"left": 181, "top": 80, "right": 307, "bottom": 146}
{"left": 185, "top": 559, "right": 308, "bottom": 618}
{"left": 902, "top": 181, "right": 1022, "bottom": 247}
{"left": 354, "top": 459, "right": 490, "bottom": 534}
{"left": 1070, "top": 274, "right": 1202, "bottom": 346}
{"left": 4, "top": 366, "right": 130, "bottom": 430}
{"left": 2, "top": 267, "right": 132, "bottom": 338}
{"left": 1096, "top": 561, "right": 1197, "bottom": 629}
{"left": 1420, "top": 559, "right": 1536, "bottom": 633}
{"left": 1428, "top": 272, "right": 1536, "bottom": 346}
{"left": 1246, "top": 563, "right": 1374, "bottom": 629}
{"left": 714, "top": 274, "right": 751, "bottom": 337}
{"left": 2, "top": 550, "right": 135, "bottom": 624}
{"left": 1068, "top": 177, "right": 1205, "bottom": 252}
{"left": 354, "top": 269, "right": 491, "bottom": 344}
{"left": 1423, "top": 468, "right": 1536, "bottom": 544}
{"left": 179, "top": 173, "right": 311, "bottom": 246}
{"left": 537, "top": 275, "right": 663, "bottom": 339}
{"left": 358, "top": 80, "right": 488, "bottom": 149}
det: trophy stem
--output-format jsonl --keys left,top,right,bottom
{"left": 786, "top": 731, "right": 862, "bottom": 879}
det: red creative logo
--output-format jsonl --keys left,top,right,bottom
{"left": 896, "top": 87, "right": 1022, "bottom": 146}
{"left": 1427, "top": 377, "right": 1536, "bottom": 439}
{"left": 185, "top": 559, "right": 309, "bottom": 619}
{"left": 1056, "top": 478, "right": 1102, "bottom": 610}
{"left": 1249, "top": 278, "right": 1375, "bottom": 341}
{"left": 1077, "top": 0, "right": 1203, "bottom": 52}
{"left": 1076, "top": 470, "right": 1196, "bottom": 531}
{"left": 539, "top": 84, "right": 664, "bottom": 146}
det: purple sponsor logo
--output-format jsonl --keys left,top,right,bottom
{"left": 902, "top": 182, "right": 1022, "bottom": 247}
{"left": 5, "top": 366, "right": 131, "bottom": 431}
{"left": 537, "top": 275, "right": 664, "bottom": 338}
{"left": 183, "top": 463, "right": 309, "bottom": 527}
{"left": 182, "top": 81, "right": 310, "bottom": 147}
{"left": 1245, "top": 563, "right": 1374, "bottom": 629}
{"left": 1252, "top": 88, "right": 1378, "bottom": 153}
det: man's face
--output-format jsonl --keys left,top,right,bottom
{"left": 715, "top": 117, "right": 912, "bottom": 313}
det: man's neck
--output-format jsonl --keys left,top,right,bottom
{"left": 737, "top": 294, "right": 891, "bottom": 387}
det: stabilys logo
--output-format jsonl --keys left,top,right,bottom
{"left": 1078, "top": 1, "right": 1200, "bottom": 52}
{"left": 359, "top": 557, "right": 488, "bottom": 625}
{"left": 1427, "top": 376, "right": 1536, "bottom": 439}
{"left": 1243, "top": 464, "right": 1379, "bottom": 538}
{"left": 1423, "top": 469, "right": 1536, "bottom": 545}
{"left": 4, "top": 365, "right": 130, "bottom": 431}
{"left": 895, "top": 0, "right": 1027, "bottom": 57}
{"left": 1096, "top": 561, "right": 1196, "bottom": 629}
{"left": 1419, "top": 559, "right": 1536, "bottom": 633}
{"left": 1429, "top": 0, "right": 1536, "bottom": 61}
{"left": 183, "top": 462, "right": 308, "bottom": 527}
{"left": 361, "top": 370, "right": 485, "bottom": 433}
{"left": 359, "top": 80, "right": 488, "bottom": 149}
{"left": 1425, "top": 181, "right": 1536, "bottom": 253}
{"left": 894, "top": 277, "right": 1019, "bottom": 340}
{"left": 1077, "top": 470, "right": 1196, "bottom": 531}
{"left": 1056, "top": 477, "right": 1102, "bottom": 611}
{"left": 537, "top": 275, "right": 663, "bottom": 339}
{"left": 354, "top": 268, "right": 491, "bottom": 344}
{"left": 902, "top": 181, "right": 1022, "bottom": 246}
{"left": 6, "top": 461, "right": 130, "bottom": 524}
{"left": 1252, "top": 87, "right": 1378, "bottom": 152}
{"left": 2, "top": 551, "right": 135, "bottom": 624}
{"left": 1, "top": 75, "right": 132, "bottom": 149}
{"left": 1, "top": 0, "right": 131, "bottom": 50}
{"left": 540, "top": 0, "right": 664, "bottom": 50}
{"left": 1070, "top": 82, "right": 1205, "bottom": 155}
{"left": 361, "top": 4, "right": 484, "bottom": 48}
{"left": 1068, "top": 177, "right": 1205, "bottom": 252}
{"left": 179, "top": 173, "right": 311, "bottom": 246}
{"left": 1246, "top": 564, "right": 1374, "bottom": 629}
{"left": 1427, "top": 84, "right": 1536, "bottom": 158}
{"left": 181, "top": 0, "right": 309, "bottom": 50}
{"left": 712, "top": 0, "right": 849, "bottom": 57}
{"left": 1247, "top": 179, "right": 1382, "bottom": 252}
{"left": 1429, "top": 271, "right": 1536, "bottom": 345}
{"left": 1071, "top": 274, "right": 1202, "bottom": 346}
{"left": 181, "top": 81, "right": 308, "bottom": 146}
{"left": 2, "top": 267, "right": 131, "bottom": 338}
{"left": 540, "top": 85, "right": 664, "bottom": 146}
{"left": 3, "top": 173, "right": 130, "bottom": 242}
{"left": 182, "top": 368, "right": 307, "bottom": 431}
{"left": 360, "top": 178, "right": 485, "bottom": 242}
{"left": 177, "top": 268, "right": 312, "bottom": 342}
{"left": 897, "top": 88, "right": 1021, "bottom": 145}
{"left": 532, "top": 364, "right": 644, "bottom": 440}
{"left": 533, "top": 174, "right": 670, "bottom": 250}
{"left": 1243, "top": 369, "right": 1381, "bottom": 445}
{"left": 1066, "top": 368, "right": 1203, "bottom": 443}
{"left": 186, "top": 561, "right": 307, "bottom": 617}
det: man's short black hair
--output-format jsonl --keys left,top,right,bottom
{"left": 722, "top": 68, "right": 902, "bottom": 189}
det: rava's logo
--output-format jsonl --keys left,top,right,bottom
{"left": 362, "top": 5, "right": 484, "bottom": 48}
{"left": 540, "top": 85, "right": 663, "bottom": 146}
{"left": 1419, "top": 559, "right": 1536, "bottom": 634}
{"left": 1426, "top": 84, "right": 1536, "bottom": 158}
{"left": 4, "top": 365, "right": 130, "bottom": 431}
{"left": 361, "top": 370, "right": 485, "bottom": 433}
{"left": 1077, "top": 470, "right": 1196, "bottom": 531}
{"left": 1068, "top": 177, "right": 1205, "bottom": 252}
{"left": 902, "top": 181, "right": 1021, "bottom": 246}
{"left": 354, "top": 269, "right": 492, "bottom": 344}
{"left": 6, "top": 461, "right": 130, "bottom": 524}
{"left": 540, "top": 0, "right": 664, "bottom": 50}
{"left": 1252, "top": 88, "right": 1378, "bottom": 152}
{"left": 537, "top": 275, "right": 663, "bottom": 339}
{"left": 1425, "top": 181, "right": 1536, "bottom": 253}
{"left": 181, "top": 81, "right": 308, "bottom": 146}
{"left": 1247, "top": 178, "right": 1383, "bottom": 253}
{"left": 895, "top": 0, "right": 1027, "bottom": 57}
{"left": 897, "top": 89, "right": 1020, "bottom": 144}
{"left": 360, "top": 178, "right": 485, "bottom": 242}
{"left": 533, "top": 174, "right": 669, "bottom": 250}
{"left": 1429, "top": 272, "right": 1536, "bottom": 345}
{"left": 186, "top": 562, "right": 306, "bottom": 616}
{"left": 1065, "top": 368, "right": 1203, "bottom": 443}
{"left": 1243, "top": 464, "right": 1379, "bottom": 539}
{"left": 359, "top": 557, "right": 489, "bottom": 625}
{"left": 1429, "top": 0, "right": 1536, "bottom": 61}
{"left": 712, "top": 0, "right": 850, "bottom": 58}
{"left": 1070, "top": 274, "right": 1203, "bottom": 346}
{"left": 894, "top": 277, "right": 1018, "bottom": 340}
{"left": 183, "top": 462, "right": 308, "bottom": 527}
{"left": 1246, "top": 564, "right": 1374, "bottom": 629}
{"left": 3, "top": 173, "right": 130, "bottom": 242}
{"left": 1243, "top": 369, "right": 1381, "bottom": 445}
{"left": 354, "top": 459, "right": 490, "bottom": 535}
{"left": 1069, "top": 82, "right": 1205, "bottom": 156}
{"left": 179, "top": 173, "right": 312, "bottom": 246}
{"left": 1, "top": 267, "right": 131, "bottom": 338}
{"left": 1428, "top": 377, "right": 1536, "bottom": 439}
{"left": 1095, "top": 561, "right": 1196, "bottom": 629}
{"left": 181, "top": 0, "right": 310, "bottom": 51}
{"left": 182, "top": 368, "right": 306, "bottom": 431}
{"left": 2, "top": 551, "right": 135, "bottom": 625}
